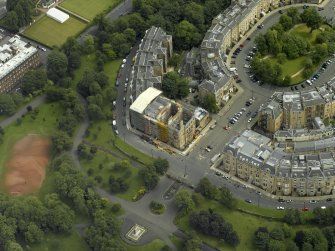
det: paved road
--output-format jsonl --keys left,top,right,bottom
{"left": 114, "top": 0, "right": 335, "bottom": 212}
{"left": 77, "top": 0, "right": 133, "bottom": 43}
{"left": 0, "top": 94, "right": 46, "bottom": 129}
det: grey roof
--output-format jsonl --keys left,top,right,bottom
{"left": 224, "top": 130, "right": 335, "bottom": 178}
{"left": 132, "top": 26, "right": 171, "bottom": 99}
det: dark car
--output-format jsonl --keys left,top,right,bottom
{"left": 326, "top": 198, "right": 333, "bottom": 202}
{"left": 301, "top": 84, "right": 305, "bottom": 88}
{"left": 279, "top": 10, "right": 284, "bottom": 14}
{"left": 291, "top": 86, "right": 294, "bottom": 91}
{"left": 295, "top": 86, "right": 298, "bottom": 90}
{"left": 278, "top": 198, "right": 285, "bottom": 203}
{"left": 246, "top": 37, "right": 251, "bottom": 41}
{"left": 245, "top": 199, "right": 252, "bottom": 203}
{"left": 246, "top": 111, "right": 251, "bottom": 117}
{"left": 251, "top": 112, "right": 258, "bottom": 118}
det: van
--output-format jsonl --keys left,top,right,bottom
{"left": 306, "top": 80, "right": 312, "bottom": 86}
{"left": 229, "top": 67, "right": 237, "bottom": 72}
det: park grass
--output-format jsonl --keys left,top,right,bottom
{"left": 72, "top": 54, "right": 97, "bottom": 88}
{"left": 0, "top": 103, "right": 63, "bottom": 177}
{"left": 80, "top": 149, "right": 144, "bottom": 201}
{"left": 24, "top": 15, "right": 86, "bottom": 47}
{"left": 268, "top": 56, "right": 308, "bottom": 85}
{"left": 289, "top": 24, "right": 328, "bottom": 45}
{"left": 176, "top": 194, "right": 315, "bottom": 251}
{"left": 123, "top": 239, "right": 166, "bottom": 251}
{"left": 60, "top": 0, "right": 121, "bottom": 21}
{"left": 30, "top": 231, "right": 90, "bottom": 251}
{"left": 175, "top": 194, "right": 312, "bottom": 251}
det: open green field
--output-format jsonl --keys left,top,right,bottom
{"left": 175, "top": 194, "right": 312, "bottom": 251}
{"left": 60, "top": 0, "right": 121, "bottom": 20}
{"left": 268, "top": 56, "right": 308, "bottom": 84}
{"left": 24, "top": 15, "right": 86, "bottom": 47}
{"left": 0, "top": 103, "right": 62, "bottom": 177}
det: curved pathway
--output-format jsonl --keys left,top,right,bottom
{"left": 71, "top": 95, "right": 178, "bottom": 250}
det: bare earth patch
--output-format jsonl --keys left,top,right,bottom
{"left": 4, "top": 135, "right": 50, "bottom": 196}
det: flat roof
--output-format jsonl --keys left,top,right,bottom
{"left": 130, "top": 87, "right": 162, "bottom": 114}
{"left": 47, "top": 7, "right": 69, "bottom": 23}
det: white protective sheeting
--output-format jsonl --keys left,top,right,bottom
{"left": 46, "top": 8, "right": 69, "bottom": 23}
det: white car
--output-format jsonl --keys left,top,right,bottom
{"left": 122, "top": 58, "right": 126, "bottom": 63}
{"left": 321, "top": 206, "right": 327, "bottom": 209}
{"left": 121, "top": 64, "right": 125, "bottom": 68}
{"left": 248, "top": 118, "right": 252, "bottom": 123}
{"left": 41, "top": 47, "right": 46, "bottom": 52}
{"left": 276, "top": 206, "right": 285, "bottom": 210}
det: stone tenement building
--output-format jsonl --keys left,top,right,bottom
{"left": 0, "top": 35, "right": 39, "bottom": 93}
{"left": 130, "top": 26, "right": 172, "bottom": 102}
{"left": 198, "top": 0, "right": 324, "bottom": 107}
{"left": 258, "top": 81, "right": 335, "bottom": 133}
{"left": 199, "top": 0, "right": 279, "bottom": 107}
{"left": 130, "top": 87, "right": 209, "bottom": 150}
{"left": 218, "top": 130, "right": 335, "bottom": 197}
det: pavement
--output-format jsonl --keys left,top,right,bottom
{"left": 113, "top": 0, "right": 335, "bottom": 213}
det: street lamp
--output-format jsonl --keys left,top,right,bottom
{"left": 184, "top": 164, "right": 188, "bottom": 178}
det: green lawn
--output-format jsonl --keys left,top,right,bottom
{"left": 175, "top": 194, "right": 314, "bottom": 251}
{"left": 0, "top": 103, "right": 63, "bottom": 178}
{"left": 289, "top": 24, "right": 325, "bottom": 45}
{"left": 268, "top": 56, "right": 308, "bottom": 84}
{"left": 24, "top": 15, "right": 87, "bottom": 47}
{"left": 175, "top": 195, "right": 282, "bottom": 251}
{"left": 60, "top": 0, "right": 121, "bottom": 20}
{"left": 80, "top": 150, "right": 144, "bottom": 201}
{"left": 31, "top": 231, "right": 90, "bottom": 251}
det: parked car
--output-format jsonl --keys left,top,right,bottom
{"left": 309, "top": 200, "right": 317, "bottom": 203}
{"left": 276, "top": 206, "right": 285, "bottom": 210}
{"left": 251, "top": 112, "right": 258, "bottom": 118}
{"left": 326, "top": 198, "right": 333, "bottom": 202}
{"left": 248, "top": 118, "right": 252, "bottom": 123}
{"left": 245, "top": 199, "right": 252, "bottom": 203}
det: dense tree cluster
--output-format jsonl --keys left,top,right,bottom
{"left": 162, "top": 72, "right": 189, "bottom": 99}
{"left": 21, "top": 70, "right": 48, "bottom": 96}
{"left": 252, "top": 7, "right": 333, "bottom": 85}
{"left": 196, "top": 178, "right": 236, "bottom": 209}
{"left": 1, "top": 0, "right": 33, "bottom": 31}
{"left": 201, "top": 94, "right": 218, "bottom": 113}
{"left": 190, "top": 209, "right": 240, "bottom": 247}
{"left": 139, "top": 158, "right": 169, "bottom": 190}
{"left": 175, "top": 189, "right": 195, "bottom": 215}
{"left": 283, "top": 208, "right": 305, "bottom": 225}
{"left": 0, "top": 193, "right": 74, "bottom": 250}
{"left": 108, "top": 161, "right": 131, "bottom": 193}
{"left": 254, "top": 226, "right": 298, "bottom": 251}
{"left": 313, "top": 205, "right": 335, "bottom": 226}
{"left": 0, "top": 93, "right": 23, "bottom": 116}
{"left": 95, "top": 0, "right": 230, "bottom": 54}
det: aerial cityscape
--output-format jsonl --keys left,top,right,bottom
{"left": 0, "top": 0, "right": 335, "bottom": 250}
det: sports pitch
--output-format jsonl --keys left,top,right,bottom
{"left": 24, "top": 15, "right": 86, "bottom": 47}
{"left": 60, "top": 0, "right": 121, "bottom": 21}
